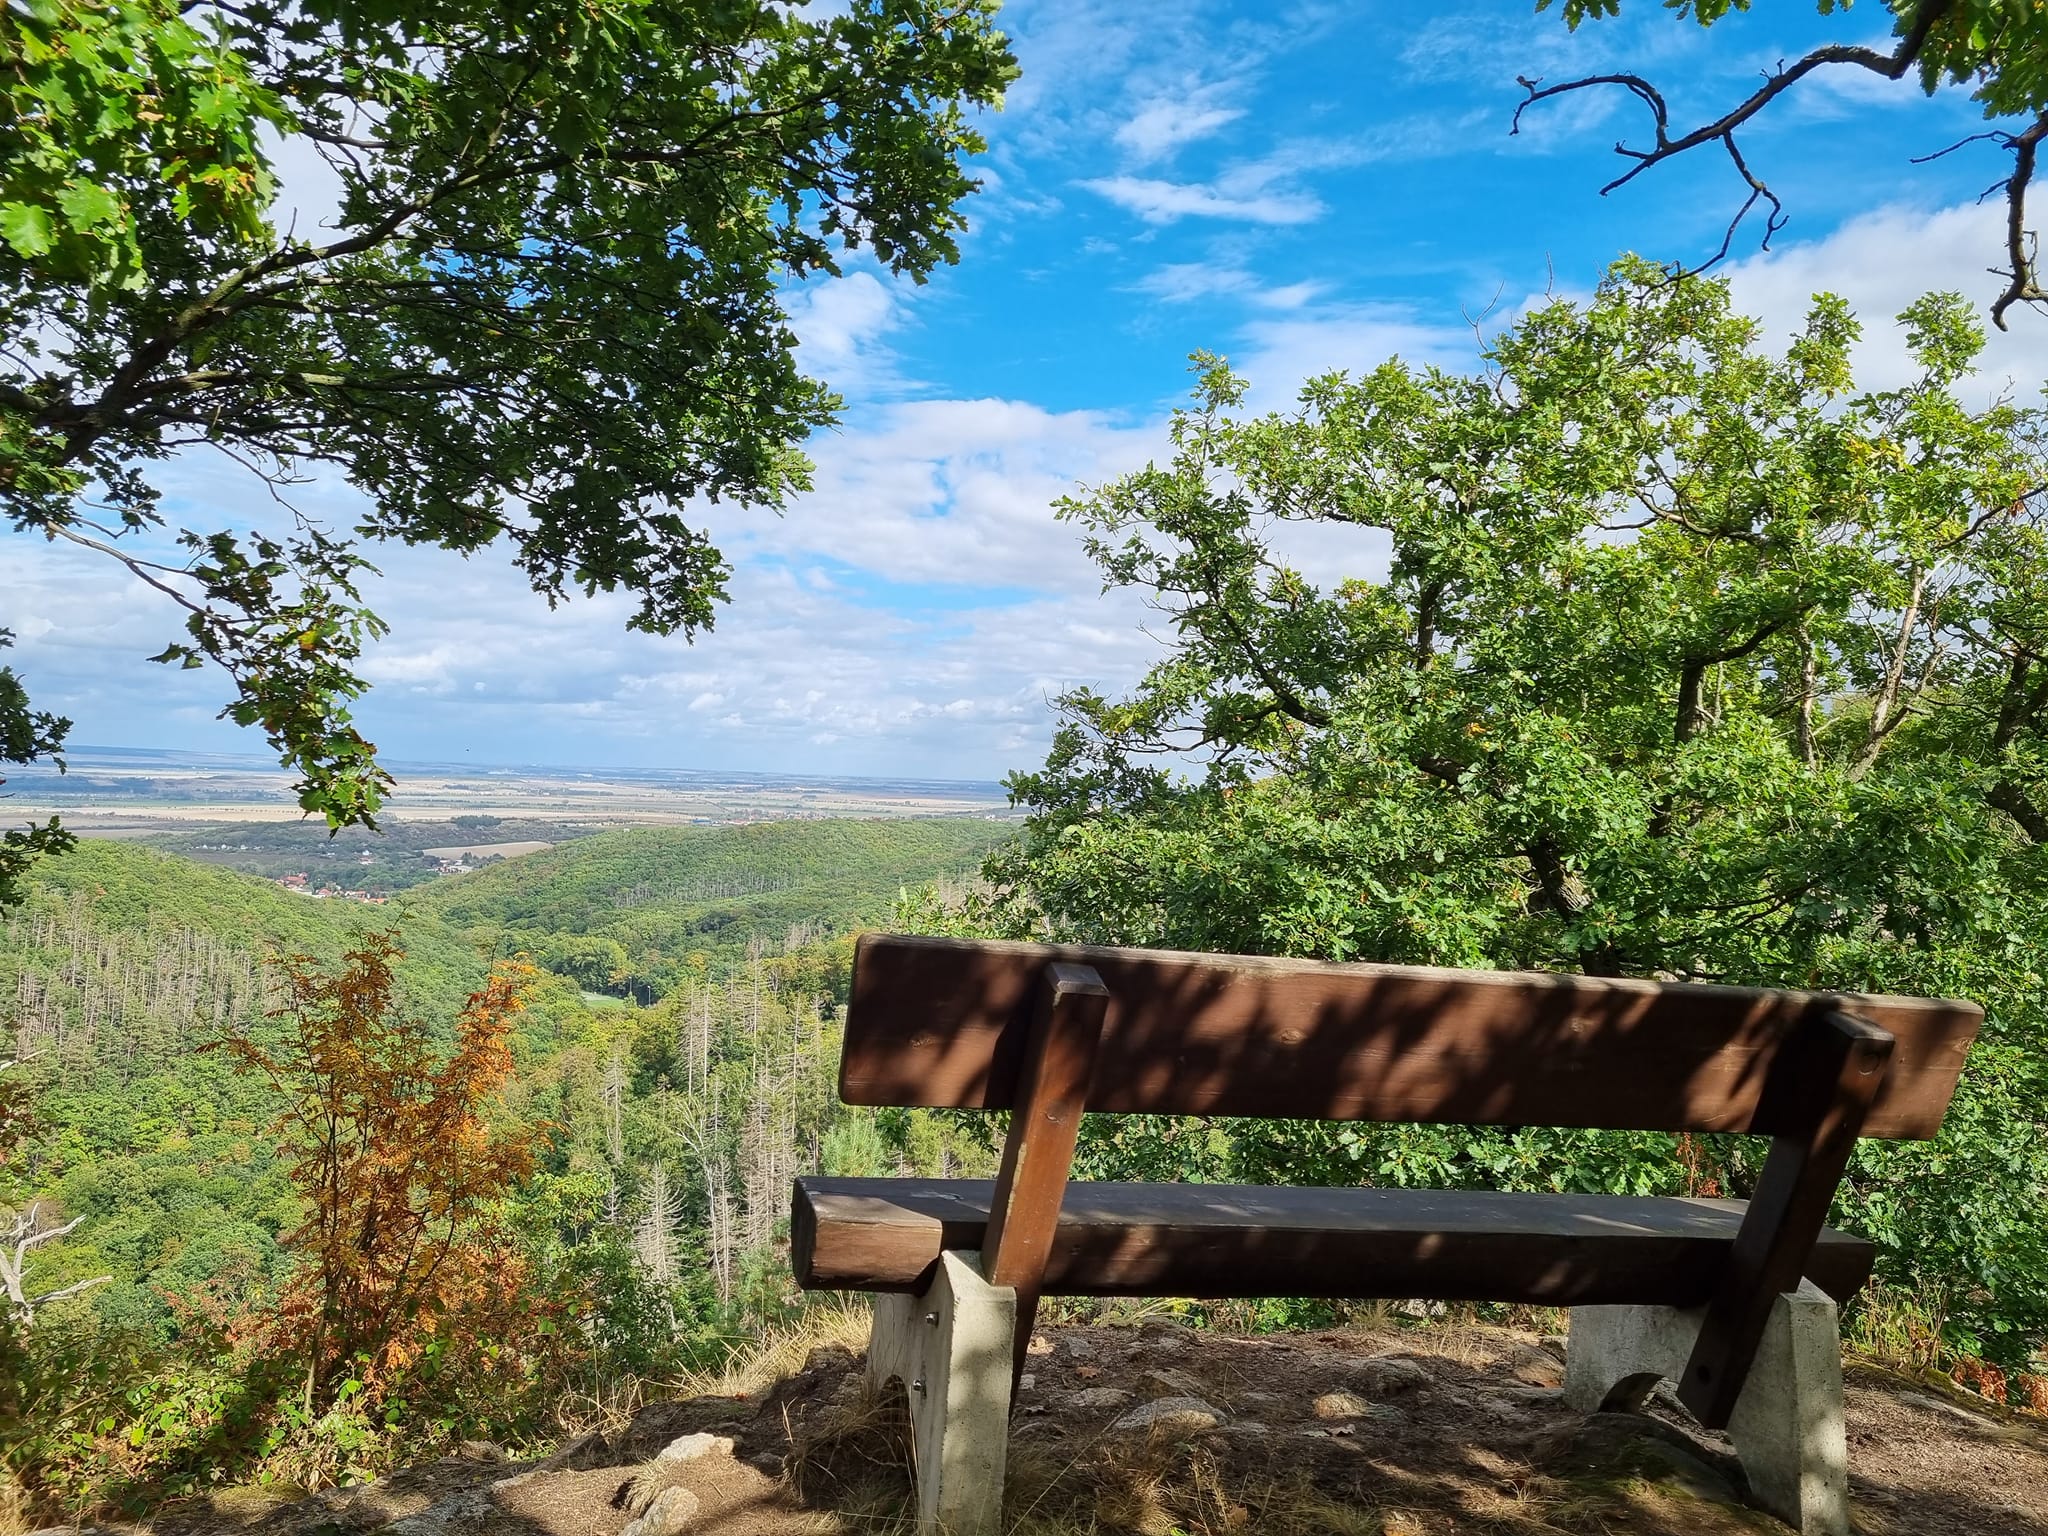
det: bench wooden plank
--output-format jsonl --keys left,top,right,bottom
{"left": 791, "top": 1177, "right": 1878, "bottom": 1306}
{"left": 839, "top": 935, "right": 1980, "bottom": 1140}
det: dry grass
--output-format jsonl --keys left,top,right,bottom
{"left": 674, "top": 1301, "right": 875, "bottom": 1401}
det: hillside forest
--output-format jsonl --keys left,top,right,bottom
{"left": 0, "top": 820, "right": 1008, "bottom": 1520}
{"left": 4, "top": 270, "right": 2048, "bottom": 1527}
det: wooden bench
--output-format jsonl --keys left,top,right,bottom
{"left": 791, "top": 935, "right": 1981, "bottom": 1536}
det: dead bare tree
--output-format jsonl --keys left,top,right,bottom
{"left": 1, "top": 1200, "right": 110, "bottom": 1326}
{"left": 632, "top": 1161, "right": 683, "bottom": 1292}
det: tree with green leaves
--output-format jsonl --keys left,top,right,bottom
{"left": 990, "top": 261, "right": 2048, "bottom": 1368}
{"left": 1524, "top": 1, "right": 2048, "bottom": 324}
{"left": 0, "top": 630, "right": 71, "bottom": 911}
{"left": 0, "top": 0, "right": 1014, "bottom": 839}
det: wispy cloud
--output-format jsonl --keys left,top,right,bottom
{"left": 1133, "top": 262, "right": 1326, "bottom": 308}
{"left": 783, "top": 270, "right": 914, "bottom": 397}
{"left": 1116, "top": 83, "right": 1247, "bottom": 163}
{"left": 1080, "top": 174, "right": 1324, "bottom": 225}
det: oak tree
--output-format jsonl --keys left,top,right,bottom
{"left": 0, "top": 0, "right": 1015, "bottom": 829}
{"left": 995, "top": 262, "right": 2048, "bottom": 1363}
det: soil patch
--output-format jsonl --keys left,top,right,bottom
{"left": 104, "top": 1320, "right": 2048, "bottom": 1535}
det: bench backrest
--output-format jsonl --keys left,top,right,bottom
{"left": 840, "top": 934, "right": 1981, "bottom": 1140}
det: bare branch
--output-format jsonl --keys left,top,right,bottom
{"left": 1513, "top": 5, "right": 2002, "bottom": 290}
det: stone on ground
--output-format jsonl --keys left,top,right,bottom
{"left": 1355, "top": 1356, "right": 1431, "bottom": 1395}
{"left": 620, "top": 1484, "right": 700, "bottom": 1536}
{"left": 655, "top": 1431, "right": 735, "bottom": 1463}
{"left": 1313, "top": 1389, "right": 1374, "bottom": 1419}
{"left": 1112, "top": 1395, "right": 1223, "bottom": 1433}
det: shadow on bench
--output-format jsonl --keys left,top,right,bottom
{"left": 790, "top": 934, "right": 1981, "bottom": 1536}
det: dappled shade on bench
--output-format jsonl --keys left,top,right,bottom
{"left": 793, "top": 1177, "right": 1878, "bottom": 1305}
{"left": 838, "top": 935, "right": 1977, "bottom": 1137}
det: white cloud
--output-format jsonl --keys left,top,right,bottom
{"left": 783, "top": 270, "right": 912, "bottom": 396}
{"left": 1722, "top": 200, "right": 2048, "bottom": 396}
{"left": 1232, "top": 302, "right": 1476, "bottom": 409}
{"left": 2, "top": 386, "right": 1169, "bottom": 779}
{"left": 1081, "top": 174, "right": 1323, "bottom": 226}
{"left": 1132, "top": 262, "right": 1326, "bottom": 309}
{"left": 1133, "top": 262, "right": 1257, "bottom": 302}
{"left": 1116, "top": 85, "right": 1246, "bottom": 163}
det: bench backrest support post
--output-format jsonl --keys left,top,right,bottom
{"left": 1678, "top": 1009, "right": 1894, "bottom": 1427}
{"left": 980, "top": 961, "right": 1110, "bottom": 1387}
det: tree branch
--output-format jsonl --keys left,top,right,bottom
{"left": 1513, "top": 4, "right": 1995, "bottom": 288}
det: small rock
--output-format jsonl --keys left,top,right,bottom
{"left": 1509, "top": 1345, "right": 1564, "bottom": 1387}
{"left": 1111, "top": 1395, "right": 1223, "bottom": 1433}
{"left": 1063, "top": 1336, "right": 1097, "bottom": 1359}
{"left": 1646, "top": 1380, "right": 1695, "bottom": 1421}
{"left": 1313, "top": 1390, "right": 1374, "bottom": 1420}
{"left": 1018, "top": 1373, "right": 1036, "bottom": 1391}
{"left": 1066, "top": 1386, "right": 1135, "bottom": 1411}
{"left": 1026, "top": 1333, "right": 1053, "bottom": 1355}
{"left": 1356, "top": 1356, "right": 1431, "bottom": 1395}
{"left": 1537, "top": 1333, "right": 1568, "bottom": 1360}
{"left": 382, "top": 1489, "right": 495, "bottom": 1535}
{"left": 622, "top": 1484, "right": 701, "bottom": 1536}
{"left": 1143, "top": 1366, "right": 1209, "bottom": 1398}
{"left": 455, "top": 1439, "right": 506, "bottom": 1462}
{"left": 1237, "top": 1390, "right": 1286, "bottom": 1415}
{"left": 1469, "top": 1390, "right": 1542, "bottom": 1421}
{"left": 745, "top": 1450, "right": 784, "bottom": 1476}
{"left": 655, "top": 1432, "right": 734, "bottom": 1463}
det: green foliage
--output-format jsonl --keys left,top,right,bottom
{"left": 992, "top": 263, "right": 2048, "bottom": 1370}
{"left": 416, "top": 817, "right": 1012, "bottom": 992}
{"left": 0, "top": 840, "right": 495, "bottom": 1348}
{"left": 1, "top": 0, "right": 1016, "bottom": 823}
{"left": 0, "top": 821, "right": 1005, "bottom": 1521}
{"left": 0, "top": 629, "right": 72, "bottom": 911}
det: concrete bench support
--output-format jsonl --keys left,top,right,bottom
{"left": 867, "top": 1250, "right": 1017, "bottom": 1536}
{"left": 1565, "top": 1280, "right": 1849, "bottom": 1536}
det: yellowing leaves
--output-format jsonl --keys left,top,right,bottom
{"left": 211, "top": 935, "right": 548, "bottom": 1411}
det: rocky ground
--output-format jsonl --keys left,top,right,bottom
{"left": 47, "top": 1319, "right": 2048, "bottom": 1536}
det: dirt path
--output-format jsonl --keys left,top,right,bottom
{"left": 123, "top": 1321, "right": 2048, "bottom": 1536}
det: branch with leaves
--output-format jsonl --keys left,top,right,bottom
{"left": 1, "top": 0, "right": 1016, "bottom": 834}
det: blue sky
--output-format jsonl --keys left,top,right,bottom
{"left": 9, "top": 0, "right": 2048, "bottom": 785}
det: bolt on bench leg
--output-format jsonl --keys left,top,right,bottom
{"left": 1564, "top": 1281, "right": 1849, "bottom": 1536}
{"left": 867, "top": 1250, "right": 1017, "bottom": 1536}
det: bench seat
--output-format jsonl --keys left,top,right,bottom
{"left": 792, "top": 1175, "right": 1877, "bottom": 1307}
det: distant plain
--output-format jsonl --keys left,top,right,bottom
{"left": 5, "top": 745, "right": 1014, "bottom": 893}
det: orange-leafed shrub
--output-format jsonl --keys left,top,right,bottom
{"left": 1952, "top": 1356, "right": 2009, "bottom": 1405}
{"left": 2015, "top": 1373, "right": 2048, "bottom": 1417}
{"left": 213, "top": 934, "right": 552, "bottom": 1414}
